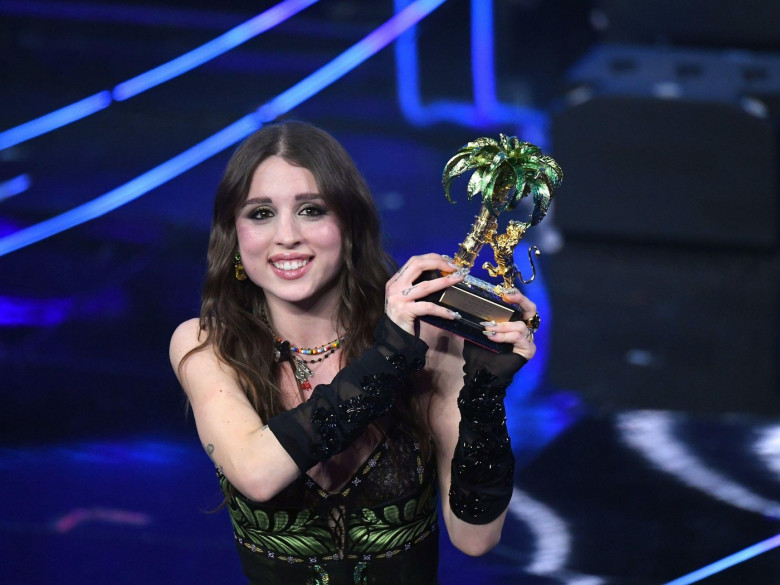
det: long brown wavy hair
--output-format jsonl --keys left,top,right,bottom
{"left": 185, "top": 120, "right": 429, "bottom": 458}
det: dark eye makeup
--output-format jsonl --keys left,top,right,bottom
{"left": 299, "top": 204, "right": 327, "bottom": 217}
{"left": 247, "top": 206, "right": 273, "bottom": 220}
{"left": 242, "top": 197, "right": 328, "bottom": 221}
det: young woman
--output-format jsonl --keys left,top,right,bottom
{"left": 169, "top": 121, "right": 538, "bottom": 584}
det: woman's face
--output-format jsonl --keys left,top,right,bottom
{"left": 235, "top": 155, "right": 344, "bottom": 312}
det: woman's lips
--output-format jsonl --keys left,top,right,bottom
{"left": 269, "top": 257, "right": 312, "bottom": 280}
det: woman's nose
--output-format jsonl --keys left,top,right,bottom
{"left": 275, "top": 213, "right": 301, "bottom": 246}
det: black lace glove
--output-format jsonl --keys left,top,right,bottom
{"left": 448, "top": 341, "right": 527, "bottom": 524}
{"left": 267, "top": 315, "right": 428, "bottom": 472}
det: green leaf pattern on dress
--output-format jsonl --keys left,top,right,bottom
{"left": 217, "top": 444, "right": 437, "bottom": 562}
{"left": 349, "top": 481, "right": 437, "bottom": 554}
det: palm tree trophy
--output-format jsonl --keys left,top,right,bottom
{"left": 423, "top": 133, "right": 563, "bottom": 351}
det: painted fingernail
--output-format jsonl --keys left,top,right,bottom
{"left": 448, "top": 310, "right": 462, "bottom": 319}
{"left": 479, "top": 320, "right": 497, "bottom": 327}
{"left": 482, "top": 330, "right": 497, "bottom": 337}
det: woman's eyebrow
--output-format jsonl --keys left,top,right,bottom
{"left": 242, "top": 193, "right": 322, "bottom": 207}
{"left": 241, "top": 197, "right": 272, "bottom": 206}
{"left": 294, "top": 192, "right": 323, "bottom": 201}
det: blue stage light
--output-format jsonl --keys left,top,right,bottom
{"left": 0, "top": 174, "right": 31, "bottom": 201}
{"left": 0, "top": 294, "right": 74, "bottom": 327}
{"left": 0, "top": 0, "right": 318, "bottom": 150}
{"left": 256, "top": 0, "right": 448, "bottom": 121}
{"left": 0, "top": 115, "right": 259, "bottom": 257}
{"left": 663, "top": 533, "right": 780, "bottom": 585}
{"left": 0, "top": 92, "right": 112, "bottom": 151}
{"left": 471, "top": 0, "right": 498, "bottom": 113}
{"left": 112, "top": 0, "right": 319, "bottom": 101}
{"left": 394, "top": 0, "right": 547, "bottom": 137}
{"left": 0, "top": 0, "right": 448, "bottom": 256}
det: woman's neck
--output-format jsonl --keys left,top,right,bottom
{"left": 264, "top": 296, "right": 342, "bottom": 348}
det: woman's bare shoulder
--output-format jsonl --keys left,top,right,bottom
{"left": 169, "top": 318, "right": 206, "bottom": 365}
{"left": 168, "top": 317, "right": 238, "bottom": 396}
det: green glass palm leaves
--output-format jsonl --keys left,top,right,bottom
{"left": 442, "top": 134, "right": 563, "bottom": 274}
{"left": 443, "top": 133, "right": 563, "bottom": 223}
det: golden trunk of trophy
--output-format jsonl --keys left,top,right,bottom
{"left": 453, "top": 205, "right": 499, "bottom": 270}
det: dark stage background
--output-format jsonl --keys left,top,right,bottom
{"left": 1, "top": 1, "right": 779, "bottom": 584}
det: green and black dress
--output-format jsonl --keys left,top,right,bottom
{"left": 219, "top": 424, "right": 439, "bottom": 585}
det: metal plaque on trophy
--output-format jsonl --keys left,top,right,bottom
{"left": 420, "top": 134, "right": 563, "bottom": 352}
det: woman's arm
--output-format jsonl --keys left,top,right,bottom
{"left": 422, "top": 290, "right": 537, "bottom": 556}
{"left": 170, "top": 299, "right": 448, "bottom": 502}
{"left": 169, "top": 318, "right": 299, "bottom": 502}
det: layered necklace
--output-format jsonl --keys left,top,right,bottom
{"left": 274, "top": 336, "right": 344, "bottom": 391}
{"left": 262, "top": 311, "right": 343, "bottom": 391}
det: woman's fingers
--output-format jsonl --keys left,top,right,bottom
{"left": 395, "top": 270, "right": 463, "bottom": 301}
{"left": 385, "top": 254, "right": 540, "bottom": 354}
{"left": 481, "top": 319, "right": 536, "bottom": 359}
{"left": 389, "top": 254, "right": 459, "bottom": 286}
{"left": 501, "top": 287, "right": 540, "bottom": 342}
{"left": 385, "top": 253, "right": 466, "bottom": 334}
{"left": 500, "top": 288, "right": 538, "bottom": 322}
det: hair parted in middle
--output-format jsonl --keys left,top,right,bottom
{"left": 194, "top": 120, "right": 399, "bottom": 424}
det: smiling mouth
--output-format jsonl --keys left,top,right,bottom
{"left": 272, "top": 258, "right": 310, "bottom": 271}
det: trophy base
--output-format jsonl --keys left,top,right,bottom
{"left": 420, "top": 272, "right": 521, "bottom": 353}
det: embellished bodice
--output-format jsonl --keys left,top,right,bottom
{"left": 219, "top": 425, "right": 439, "bottom": 585}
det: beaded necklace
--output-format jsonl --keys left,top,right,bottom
{"left": 262, "top": 309, "right": 344, "bottom": 392}
{"left": 273, "top": 336, "right": 343, "bottom": 391}
{"left": 285, "top": 338, "right": 343, "bottom": 356}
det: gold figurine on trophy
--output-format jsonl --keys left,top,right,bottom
{"left": 422, "top": 133, "right": 563, "bottom": 352}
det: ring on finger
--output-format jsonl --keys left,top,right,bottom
{"left": 523, "top": 312, "right": 541, "bottom": 332}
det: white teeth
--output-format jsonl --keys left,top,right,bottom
{"left": 273, "top": 258, "right": 309, "bottom": 271}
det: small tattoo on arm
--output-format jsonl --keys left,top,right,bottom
{"left": 206, "top": 443, "right": 215, "bottom": 459}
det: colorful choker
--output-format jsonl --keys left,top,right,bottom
{"left": 280, "top": 337, "right": 344, "bottom": 356}
{"left": 270, "top": 333, "right": 344, "bottom": 392}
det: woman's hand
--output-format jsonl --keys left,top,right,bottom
{"left": 384, "top": 253, "right": 466, "bottom": 335}
{"left": 480, "top": 288, "right": 538, "bottom": 360}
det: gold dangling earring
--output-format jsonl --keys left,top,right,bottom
{"left": 234, "top": 253, "right": 247, "bottom": 281}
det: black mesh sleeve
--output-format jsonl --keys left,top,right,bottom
{"left": 448, "top": 341, "right": 527, "bottom": 524}
{"left": 267, "top": 316, "right": 428, "bottom": 472}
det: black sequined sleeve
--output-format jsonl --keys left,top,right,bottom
{"left": 267, "top": 315, "right": 428, "bottom": 473}
{"left": 448, "top": 341, "right": 527, "bottom": 524}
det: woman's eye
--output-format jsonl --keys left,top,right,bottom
{"left": 300, "top": 205, "right": 326, "bottom": 217}
{"left": 249, "top": 207, "right": 273, "bottom": 220}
